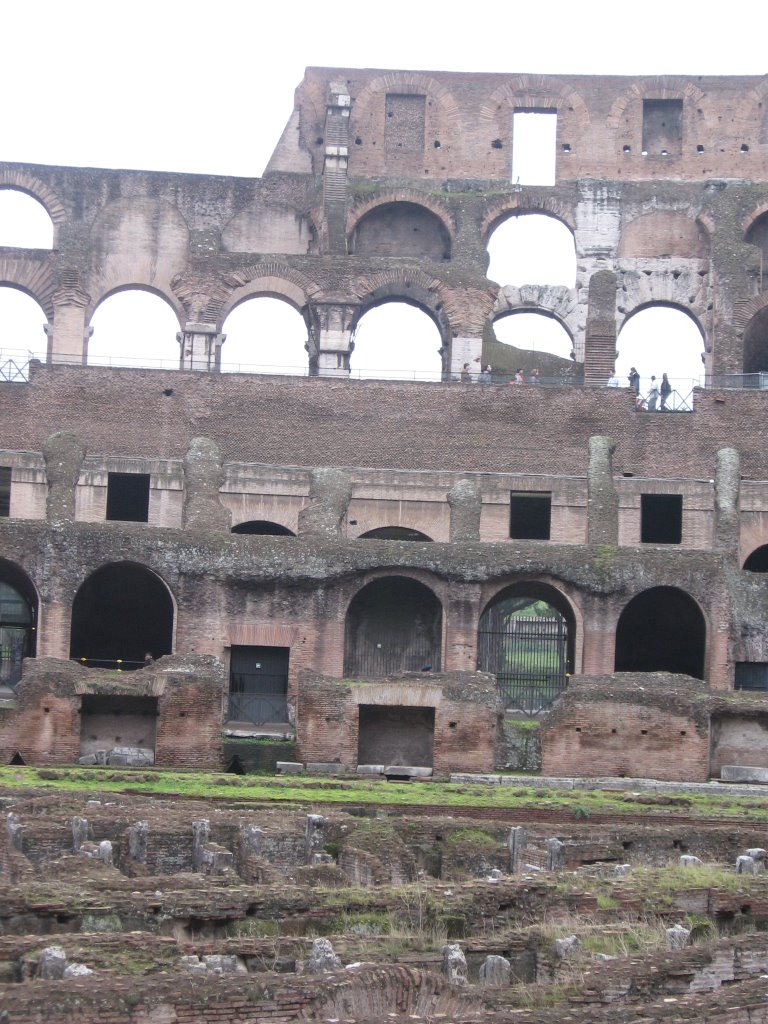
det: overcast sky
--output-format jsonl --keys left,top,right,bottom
{"left": 1, "top": 0, "right": 761, "bottom": 387}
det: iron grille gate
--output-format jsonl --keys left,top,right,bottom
{"left": 478, "top": 615, "right": 568, "bottom": 714}
{"left": 344, "top": 626, "right": 440, "bottom": 678}
{"left": 228, "top": 646, "right": 289, "bottom": 724}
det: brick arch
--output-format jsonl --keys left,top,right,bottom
{"left": 481, "top": 198, "right": 576, "bottom": 245}
{"left": 87, "top": 282, "right": 185, "bottom": 327}
{"left": 619, "top": 299, "right": 705, "bottom": 336}
{"left": 733, "top": 293, "right": 768, "bottom": 335}
{"left": 303, "top": 966, "right": 474, "bottom": 1021}
{"left": 352, "top": 71, "right": 461, "bottom": 136}
{"left": 347, "top": 189, "right": 456, "bottom": 239}
{"left": 0, "top": 257, "right": 57, "bottom": 320}
{"left": 606, "top": 77, "right": 706, "bottom": 129}
{"left": 349, "top": 270, "right": 451, "bottom": 340}
{"left": 478, "top": 75, "right": 590, "bottom": 135}
{"left": 741, "top": 200, "right": 768, "bottom": 239}
{"left": 342, "top": 567, "right": 448, "bottom": 616}
{"left": 212, "top": 264, "right": 321, "bottom": 328}
{"left": 737, "top": 76, "right": 768, "bottom": 141}
{"left": 0, "top": 169, "right": 67, "bottom": 226}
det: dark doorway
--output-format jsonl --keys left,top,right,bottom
{"left": 344, "top": 576, "right": 442, "bottom": 677}
{"left": 743, "top": 307, "right": 768, "bottom": 374}
{"left": 228, "top": 645, "right": 289, "bottom": 724}
{"left": 641, "top": 494, "right": 683, "bottom": 544}
{"left": 69, "top": 563, "right": 173, "bottom": 669}
{"left": 615, "top": 587, "right": 705, "bottom": 679}
{"left": 0, "top": 561, "right": 37, "bottom": 687}
{"left": 510, "top": 492, "right": 551, "bottom": 540}
{"left": 477, "top": 583, "right": 573, "bottom": 714}
{"left": 80, "top": 695, "right": 158, "bottom": 758}
{"left": 744, "top": 545, "right": 768, "bottom": 572}
{"left": 231, "top": 521, "right": 295, "bottom": 536}
{"left": 357, "top": 705, "right": 435, "bottom": 767}
{"left": 735, "top": 663, "right": 768, "bottom": 692}
{"left": 358, "top": 527, "right": 433, "bottom": 541}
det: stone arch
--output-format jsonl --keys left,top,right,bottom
{"left": 218, "top": 264, "right": 321, "bottom": 328}
{"left": 615, "top": 586, "right": 706, "bottom": 679}
{"left": 343, "top": 573, "right": 444, "bottom": 678}
{"left": 69, "top": 561, "right": 176, "bottom": 669}
{"left": 231, "top": 520, "right": 296, "bottom": 536}
{"left": 617, "top": 276, "right": 709, "bottom": 341}
{"left": 358, "top": 527, "right": 433, "bottom": 541}
{"left": 349, "top": 201, "right": 452, "bottom": 261}
{"left": 88, "top": 283, "right": 185, "bottom": 327}
{"left": 478, "top": 75, "right": 591, "bottom": 140}
{"left": 618, "top": 212, "right": 709, "bottom": 259}
{"left": 0, "top": 169, "right": 67, "bottom": 232}
{"left": 478, "top": 580, "right": 577, "bottom": 714}
{"left": 0, "top": 269, "right": 55, "bottom": 322}
{"left": 0, "top": 558, "right": 39, "bottom": 686}
{"left": 348, "top": 190, "right": 455, "bottom": 240}
{"left": 481, "top": 200, "right": 576, "bottom": 248}
{"left": 350, "top": 270, "right": 450, "bottom": 337}
{"left": 619, "top": 300, "right": 705, "bottom": 336}
{"left": 87, "top": 197, "right": 190, "bottom": 305}
{"left": 743, "top": 544, "right": 768, "bottom": 573}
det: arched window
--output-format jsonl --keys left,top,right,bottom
{"left": 0, "top": 190, "right": 54, "bottom": 249}
{"left": 0, "top": 562, "right": 37, "bottom": 687}
{"left": 477, "top": 583, "right": 574, "bottom": 714}
{"left": 746, "top": 212, "right": 768, "bottom": 291}
{"left": 358, "top": 527, "right": 433, "bottom": 541}
{"left": 344, "top": 576, "right": 442, "bottom": 677}
{"left": 614, "top": 587, "right": 705, "bottom": 679}
{"left": 0, "top": 287, "right": 48, "bottom": 363}
{"left": 88, "top": 290, "right": 181, "bottom": 369}
{"left": 743, "top": 545, "right": 768, "bottom": 573}
{"left": 743, "top": 307, "right": 768, "bottom": 375}
{"left": 231, "top": 521, "right": 295, "bottom": 536}
{"left": 487, "top": 214, "right": 576, "bottom": 288}
{"left": 493, "top": 311, "right": 573, "bottom": 364}
{"left": 351, "top": 302, "right": 443, "bottom": 381}
{"left": 350, "top": 203, "right": 451, "bottom": 260}
{"left": 221, "top": 297, "right": 309, "bottom": 374}
{"left": 617, "top": 306, "right": 704, "bottom": 399}
{"left": 70, "top": 563, "right": 174, "bottom": 670}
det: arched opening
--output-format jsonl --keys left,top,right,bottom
{"left": 615, "top": 587, "right": 706, "bottom": 679}
{"left": 0, "top": 561, "right": 37, "bottom": 688}
{"left": 70, "top": 563, "right": 174, "bottom": 670}
{"left": 477, "top": 583, "right": 574, "bottom": 714}
{"left": 358, "top": 527, "right": 433, "bottom": 541}
{"left": 617, "top": 306, "right": 705, "bottom": 401}
{"left": 88, "top": 290, "right": 181, "bottom": 369}
{"left": 349, "top": 203, "right": 451, "bottom": 260}
{"left": 745, "top": 212, "right": 768, "bottom": 291}
{"left": 351, "top": 301, "right": 443, "bottom": 381}
{"left": 0, "top": 286, "right": 48, "bottom": 364}
{"left": 0, "top": 189, "right": 54, "bottom": 249}
{"left": 344, "top": 576, "right": 442, "bottom": 677}
{"left": 486, "top": 213, "right": 576, "bottom": 288}
{"left": 492, "top": 310, "right": 574, "bottom": 370}
{"left": 231, "top": 520, "right": 295, "bottom": 536}
{"left": 743, "top": 306, "right": 768, "bottom": 375}
{"left": 221, "top": 297, "right": 309, "bottom": 374}
{"left": 743, "top": 545, "right": 768, "bottom": 572}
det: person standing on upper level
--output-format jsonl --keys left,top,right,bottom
{"left": 628, "top": 367, "right": 640, "bottom": 394}
{"left": 660, "top": 372, "right": 672, "bottom": 410}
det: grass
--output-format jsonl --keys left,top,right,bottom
{"left": 2, "top": 765, "right": 768, "bottom": 822}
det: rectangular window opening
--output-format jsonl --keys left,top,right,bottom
{"left": 640, "top": 494, "right": 682, "bottom": 544}
{"left": 228, "top": 645, "right": 289, "bottom": 725}
{"left": 642, "top": 99, "right": 683, "bottom": 157}
{"left": 735, "top": 663, "right": 768, "bottom": 692}
{"left": 510, "top": 490, "right": 552, "bottom": 540}
{"left": 106, "top": 472, "right": 150, "bottom": 523}
{"left": 0, "top": 467, "right": 10, "bottom": 517}
{"left": 512, "top": 109, "right": 557, "bottom": 186}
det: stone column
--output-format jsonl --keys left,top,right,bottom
{"left": 587, "top": 435, "right": 618, "bottom": 545}
{"left": 714, "top": 447, "right": 740, "bottom": 561}
{"left": 297, "top": 468, "right": 351, "bottom": 538}
{"left": 47, "top": 288, "right": 90, "bottom": 365}
{"left": 182, "top": 438, "right": 231, "bottom": 531}
{"left": 314, "top": 303, "right": 357, "bottom": 377}
{"left": 178, "top": 323, "right": 223, "bottom": 371}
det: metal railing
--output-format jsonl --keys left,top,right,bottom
{"left": 227, "top": 692, "right": 289, "bottom": 724}
{"left": 0, "top": 355, "right": 32, "bottom": 382}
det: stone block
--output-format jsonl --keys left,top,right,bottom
{"left": 306, "top": 762, "right": 343, "bottom": 774}
{"left": 554, "top": 936, "right": 580, "bottom": 959}
{"left": 721, "top": 766, "right": 768, "bottom": 784}
{"left": 276, "top": 761, "right": 304, "bottom": 774}
{"left": 441, "top": 943, "right": 467, "bottom": 986}
{"left": 63, "top": 963, "right": 93, "bottom": 977}
{"left": 357, "top": 764, "right": 385, "bottom": 774}
{"left": 384, "top": 765, "right": 433, "bottom": 778}
{"left": 478, "top": 954, "right": 511, "bottom": 986}
{"left": 37, "top": 946, "right": 68, "bottom": 980}
{"left": 306, "top": 938, "right": 341, "bottom": 973}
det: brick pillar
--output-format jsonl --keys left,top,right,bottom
{"left": 584, "top": 270, "right": 617, "bottom": 386}
{"left": 444, "top": 583, "right": 482, "bottom": 672}
{"left": 714, "top": 447, "right": 740, "bottom": 561}
{"left": 587, "top": 435, "right": 618, "bottom": 545}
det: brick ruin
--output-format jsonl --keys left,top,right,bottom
{"left": 2, "top": 67, "right": 768, "bottom": 780}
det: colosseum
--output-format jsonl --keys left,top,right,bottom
{"left": 1, "top": 67, "right": 768, "bottom": 783}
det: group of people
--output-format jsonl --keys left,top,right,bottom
{"left": 607, "top": 366, "right": 673, "bottom": 410}
{"left": 459, "top": 361, "right": 541, "bottom": 384}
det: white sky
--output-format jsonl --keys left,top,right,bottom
{"left": 0, "top": 0, "right": 762, "bottom": 383}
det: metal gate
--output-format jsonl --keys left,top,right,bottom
{"left": 344, "top": 626, "right": 440, "bottom": 678}
{"left": 478, "top": 611, "right": 568, "bottom": 714}
{"left": 228, "top": 645, "right": 289, "bottom": 724}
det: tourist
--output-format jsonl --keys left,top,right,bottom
{"left": 607, "top": 372, "right": 620, "bottom": 387}
{"left": 530, "top": 368, "right": 541, "bottom": 384}
{"left": 647, "top": 376, "right": 659, "bottom": 411}
{"left": 628, "top": 367, "right": 640, "bottom": 393}
{"left": 660, "top": 372, "right": 672, "bottom": 410}
{"left": 460, "top": 362, "right": 471, "bottom": 383}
